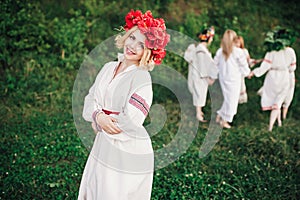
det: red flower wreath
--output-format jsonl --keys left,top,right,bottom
{"left": 199, "top": 26, "right": 215, "bottom": 41}
{"left": 124, "top": 9, "right": 170, "bottom": 65}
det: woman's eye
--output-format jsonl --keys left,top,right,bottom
{"left": 129, "top": 35, "right": 135, "bottom": 40}
{"left": 138, "top": 42, "right": 144, "bottom": 49}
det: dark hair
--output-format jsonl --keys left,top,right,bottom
{"left": 264, "top": 26, "right": 296, "bottom": 52}
{"left": 197, "top": 29, "right": 209, "bottom": 42}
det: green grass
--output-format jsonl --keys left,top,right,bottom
{"left": 150, "top": 103, "right": 299, "bottom": 199}
{"left": 1, "top": 56, "right": 300, "bottom": 200}
{"left": 1, "top": 76, "right": 299, "bottom": 199}
{"left": 1, "top": 43, "right": 299, "bottom": 200}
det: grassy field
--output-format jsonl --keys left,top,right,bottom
{"left": 1, "top": 65, "right": 299, "bottom": 199}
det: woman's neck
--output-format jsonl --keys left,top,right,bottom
{"left": 201, "top": 42, "right": 208, "bottom": 47}
{"left": 122, "top": 59, "right": 138, "bottom": 68}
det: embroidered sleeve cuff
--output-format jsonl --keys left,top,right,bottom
{"left": 92, "top": 109, "right": 103, "bottom": 131}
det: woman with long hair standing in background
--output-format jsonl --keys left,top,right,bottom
{"left": 214, "top": 29, "right": 251, "bottom": 128}
{"left": 234, "top": 35, "right": 262, "bottom": 104}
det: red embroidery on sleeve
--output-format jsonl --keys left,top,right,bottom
{"left": 129, "top": 93, "right": 150, "bottom": 116}
{"left": 263, "top": 59, "right": 272, "bottom": 64}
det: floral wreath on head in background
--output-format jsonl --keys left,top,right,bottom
{"left": 198, "top": 26, "right": 215, "bottom": 42}
{"left": 123, "top": 9, "right": 170, "bottom": 65}
{"left": 264, "top": 26, "right": 297, "bottom": 52}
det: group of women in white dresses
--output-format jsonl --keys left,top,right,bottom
{"left": 185, "top": 28, "right": 297, "bottom": 131}
{"left": 77, "top": 9, "right": 296, "bottom": 198}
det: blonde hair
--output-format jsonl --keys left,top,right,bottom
{"left": 221, "top": 29, "right": 237, "bottom": 60}
{"left": 115, "top": 26, "right": 155, "bottom": 71}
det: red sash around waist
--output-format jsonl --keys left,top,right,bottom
{"left": 102, "top": 109, "right": 120, "bottom": 115}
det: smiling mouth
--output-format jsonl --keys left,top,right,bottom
{"left": 126, "top": 46, "right": 136, "bottom": 55}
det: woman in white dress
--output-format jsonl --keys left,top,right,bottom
{"left": 214, "top": 29, "right": 251, "bottom": 128}
{"left": 234, "top": 36, "right": 262, "bottom": 104}
{"left": 248, "top": 27, "right": 296, "bottom": 131}
{"left": 78, "top": 10, "right": 170, "bottom": 200}
{"left": 184, "top": 27, "right": 218, "bottom": 122}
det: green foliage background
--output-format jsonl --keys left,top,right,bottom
{"left": 1, "top": 0, "right": 299, "bottom": 199}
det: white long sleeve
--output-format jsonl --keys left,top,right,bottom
{"left": 82, "top": 62, "right": 112, "bottom": 122}
{"left": 236, "top": 48, "right": 251, "bottom": 77}
{"left": 286, "top": 47, "right": 297, "bottom": 73}
{"left": 114, "top": 69, "right": 153, "bottom": 140}
{"left": 184, "top": 44, "right": 196, "bottom": 64}
{"left": 253, "top": 52, "right": 272, "bottom": 77}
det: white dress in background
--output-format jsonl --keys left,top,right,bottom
{"left": 184, "top": 43, "right": 217, "bottom": 107}
{"left": 214, "top": 47, "right": 250, "bottom": 122}
{"left": 283, "top": 48, "right": 297, "bottom": 108}
{"left": 78, "top": 54, "right": 154, "bottom": 200}
{"left": 184, "top": 43, "right": 196, "bottom": 93}
{"left": 239, "top": 48, "right": 251, "bottom": 104}
{"left": 253, "top": 47, "right": 296, "bottom": 111}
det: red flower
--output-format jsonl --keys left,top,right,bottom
{"left": 123, "top": 9, "right": 170, "bottom": 65}
{"left": 124, "top": 10, "right": 143, "bottom": 31}
{"left": 145, "top": 27, "right": 170, "bottom": 50}
{"left": 151, "top": 18, "right": 166, "bottom": 30}
{"left": 143, "top": 10, "right": 153, "bottom": 20}
{"left": 152, "top": 49, "right": 166, "bottom": 65}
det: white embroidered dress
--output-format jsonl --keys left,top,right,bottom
{"left": 283, "top": 47, "right": 297, "bottom": 108}
{"left": 184, "top": 43, "right": 217, "bottom": 107}
{"left": 214, "top": 47, "right": 250, "bottom": 122}
{"left": 239, "top": 48, "right": 251, "bottom": 104}
{"left": 253, "top": 47, "right": 296, "bottom": 110}
{"left": 184, "top": 43, "right": 196, "bottom": 93}
{"left": 78, "top": 55, "right": 154, "bottom": 200}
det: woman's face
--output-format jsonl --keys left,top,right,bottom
{"left": 123, "top": 29, "right": 146, "bottom": 64}
{"left": 235, "top": 39, "right": 241, "bottom": 48}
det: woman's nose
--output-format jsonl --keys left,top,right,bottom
{"left": 131, "top": 42, "right": 143, "bottom": 51}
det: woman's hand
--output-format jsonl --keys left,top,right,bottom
{"left": 96, "top": 113, "right": 122, "bottom": 134}
{"left": 207, "top": 77, "right": 215, "bottom": 85}
{"left": 247, "top": 71, "right": 254, "bottom": 79}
